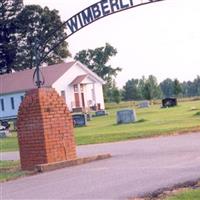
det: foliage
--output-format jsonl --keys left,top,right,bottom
{"left": 104, "top": 80, "right": 121, "bottom": 103}
{"left": 159, "top": 78, "right": 174, "bottom": 98}
{"left": 123, "top": 75, "right": 200, "bottom": 100}
{"left": 0, "top": 0, "right": 23, "bottom": 74}
{"left": 14, "top": 5, "right": 70, "bottom": 70}
{"left": 160, "top": 76, "right": 200, "bottom": 98}
{"left": 173, "top": 78, "right": 182, "bottom": 97}
{"left": 74, "top": 43, "right": 121, "bottom": 84}
{"left": 195, "top": 111, "right": 200, "bottom": 116}
{"left": 0, "top": 1, "right": 71, "bottom": 73}
{"left": 182, "top": 76, "right": 200, "bottom": 97}
{"left": 122, "top": 78, "right": 142, "bottom": 100}
{"left": 75, "top": 43, "right": 122, "bottom": 103}
{"left": 142, "top": 75, "right": 161, "bottom": 100}
{"left": 112, "top": 87, "right": 121, "bottom": 104}
{"left": 122, "top": 75, "right": 161, "bottom": 101}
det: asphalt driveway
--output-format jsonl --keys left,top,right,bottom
{"left": 1, "top": 132, "right": 200, "bottom": 199}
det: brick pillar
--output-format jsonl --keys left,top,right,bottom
{"left": 17, "top": 88, "right": 77, "bottom": 171}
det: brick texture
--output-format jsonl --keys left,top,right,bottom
{"left": 17, "top": 88, "right": 77, "bottom": 170}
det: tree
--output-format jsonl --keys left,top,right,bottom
{"left": 159, "top": 78, "right": 174, "bottom": 98}
{"left": 193, "top": 76, "right": 200, "bottom": 96}
{"left": 103, "top": 80, "right": 121, "bottom": 103}
{"left": 122, "top": 79, "right": 142, "bottom": 101}
{"left": 75, "top": 43, "right": 121, "bottom": 101}
{"left": 112, "top": 87, "right": 121, "bottom": 104}
{"left": 0, "top": 0, "right": 23, "bottom": 74}
{"left": 14, "top": 5, "right": 70, "bottom": 70}
{"left": 74, "top": 43, "right": 121, "bottom": 84}
{"left": 173, "top": 78, "right": 182, "bottom": 97}
{"left": 143, "top": 75, "right": 161, "bottom": 100}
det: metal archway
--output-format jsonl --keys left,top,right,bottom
{"left": 34, "top": 0, "right": 165, "bottom": 87}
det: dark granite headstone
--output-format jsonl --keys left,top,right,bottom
{"left": 0, "top": 120, "right": 10, "bottom": 138}
{"left": 0, "top": 120, "right": 10, "bottom": 129}
{"left": 117, "top": 109, "right": 137, "bottom": 124}
{"left": 162, "top": 98, "right": 177, "bottom": 108}
{"left": 72, "top": 113, "right": 87, "bottom": 127}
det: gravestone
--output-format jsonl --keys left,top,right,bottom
{"left": 117, "top": 109, "right": 137, "bottom": 124}
{"left": 138, "top": 101, "right": 150, "bottom": 108}
{"left": 17, "top": 88, "right": 77, "bottom": 171}
{"left": 94, "top": 110, "right": 108, "bottom": 117}
{"left": 162, "top": 98, "right": 177, "bottom": 108}
{"left": 0, "top": 130, "right": 6, "bottom": 138}
{"left": 0, "top": 121, "right": 10, "bottom": 138}
{"left": 72, "top": 107, "right": 83, "bottom": 113}
{"left": 0, "top": 130, "right": 11, "bottom": 138}
{"left": 72, "top": 113, "right": 87, "bottom": 127}
{"left": 86, "top": 113, "right": 92, "bottom": 121}
{"left": 0, "top": 120, "right": 10, "bottom": 129}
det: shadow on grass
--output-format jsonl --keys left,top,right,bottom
{"left": 194, "top": 111, "right": 200, "bottom": 116}
{"left": 112, "top": 118, "right": 147, "bottom": 126}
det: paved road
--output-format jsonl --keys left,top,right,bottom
{"left": 1, "top": 132, "right": 200, "bottom": 199}
{"left": 1, "top": 151, "right": 19, "bottom": 161}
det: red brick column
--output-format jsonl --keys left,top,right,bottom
{"left": 17, "top": 88, "right": 77, "bottom": 170}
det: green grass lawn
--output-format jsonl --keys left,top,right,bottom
{"left": 0, "top": 160, "right": 26, "bottom": 182}
{"left": 1, "top": 100, "right": 200, "bottom": 152}
{"left": 0, "top": 133, "right": 18, "bottom": 152}
{"left": 75, "top": 100, "right": 200, "bottom": 145}
{"left": 166, "top": 189, "right": 200, "bottom": 200}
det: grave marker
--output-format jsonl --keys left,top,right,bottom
{"left": 117, "top": 109, "right": 137, "bottom": 124}
{"left": 162, "top": 98, "right": 177, "bottom": 108}
{"left": 138, "top": 101, "right": 150, "bottom": 108}
{"left": 94, "top": 110, "right": 108, "bottom": 117}
{"left": 72, "top": 113, "right": 87, "bottom": 127}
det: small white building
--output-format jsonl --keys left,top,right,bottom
{"left": 0, "top": 61, "right": 105, "bottom": 120}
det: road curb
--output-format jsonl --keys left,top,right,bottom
{"left": 35, "top": 153, "right": 112, "bottom": 172}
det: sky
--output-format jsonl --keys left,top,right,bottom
{"left": 24, "top": 0, "right": 200, "bottom": 88}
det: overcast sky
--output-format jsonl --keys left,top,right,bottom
{"left": 24, "top": 0, "right": 200, "bottom": 87}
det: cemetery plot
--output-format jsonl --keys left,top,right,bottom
{"left": 1, "top": 100, "right": 200, "bottom": 152}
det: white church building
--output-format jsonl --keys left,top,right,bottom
{"left": 0, "top": 61, "right": 105, "bottom": 120}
